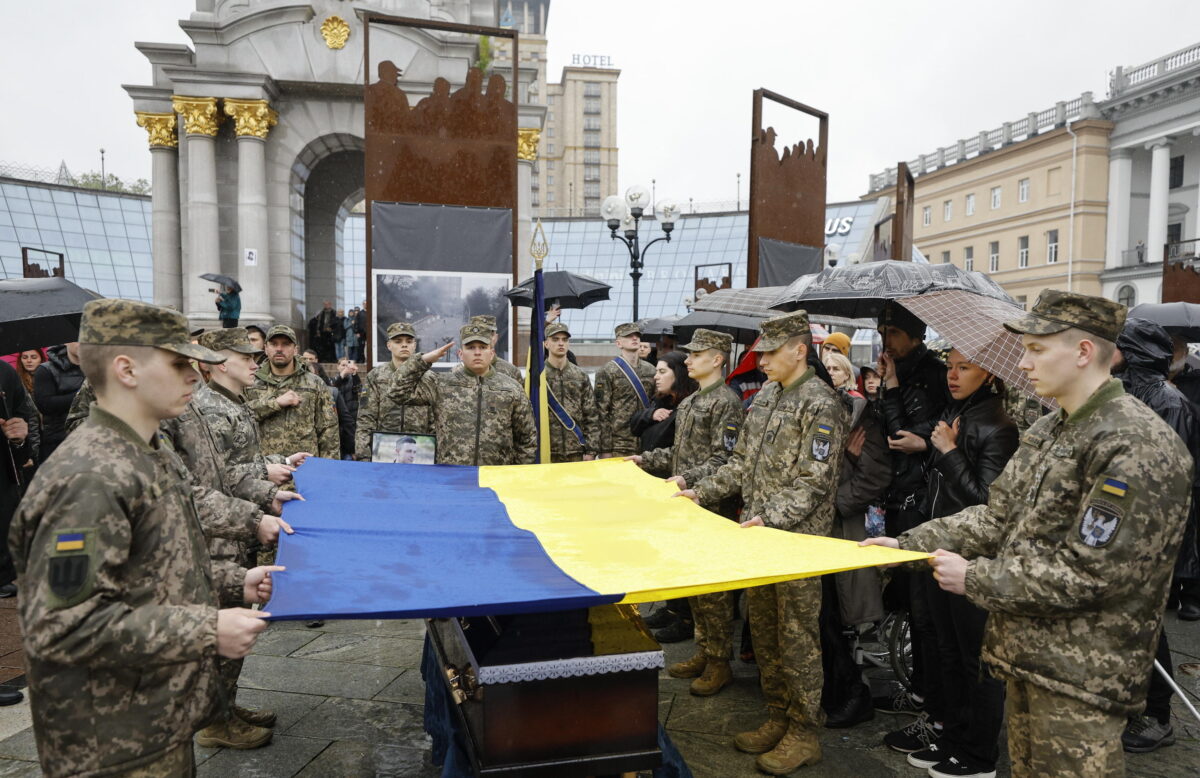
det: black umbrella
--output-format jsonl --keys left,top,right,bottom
{"left": 638, "top": 316, "right": 679, "bottom": 340}
{"left": 0, "top": 276, "right": 103, "bottom": 353}
{"left": 673, "top": 310, "right": 765, "bottom": 346}
{"left": 200, "top": 273, "right": 242, "bottom": 293}
{"left": 504, "top": 271, "right": 610, "bottom": 309}
{"left": 770, "top": 260, "right": 1014, "bottom": 318}
{"left": 1129, "top": 302, "right": 1200, "bottom": 342}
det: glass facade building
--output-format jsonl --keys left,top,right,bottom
{"left": 0, "top": 178, "right": 153, "bottom": 301}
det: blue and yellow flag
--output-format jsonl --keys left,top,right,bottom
{"left": 265, "top": 458, "right": 927, "bottom": 621}
{"left": 523, "top": 224, "right": 552, "bottom": 463}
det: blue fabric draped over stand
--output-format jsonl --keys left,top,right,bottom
{"left": 419, "top": 635, "right": 692, "bottom": 778}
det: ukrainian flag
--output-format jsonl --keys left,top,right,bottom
{"left": 266, "top": 458, "right": 926, "bottom": 621}
{"left": 55, "top": 533, "right": 85, "bottom": 552}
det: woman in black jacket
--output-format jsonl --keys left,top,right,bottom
{"left": 628, "top": 351, "right": 697, "bottom": 454}
{"left": 908, "top": 348, "right": 1018, "bottom": 778}
{"left": 32, "top": 342, "right": 84, "bottom": 463}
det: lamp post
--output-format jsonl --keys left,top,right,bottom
{"left": 600, "top": 186, "right": 680, "bottom": 322}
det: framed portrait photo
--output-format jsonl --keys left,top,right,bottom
{"left": 371, "top": 432, "right": 437, "bottom": 465}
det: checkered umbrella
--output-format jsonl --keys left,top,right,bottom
{"left": 895, "top": 291, "right": 1052, "bottom": 407}
{"left": 695, "top": 286, "right": 874, "bottom": 329}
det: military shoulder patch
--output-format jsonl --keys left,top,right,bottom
{"left": 810, "top": 422, "right": 834, "bottom": 462}
{"left": 47, "top": 528, "right": 95, "bottom": 609}
{"left": 723, "top": 423, "right": 739, "bottom": 452}
{"left": 1079, "top": 501, "right": 1122, "bottom": 548}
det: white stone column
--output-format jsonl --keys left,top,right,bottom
{"left": 134, "top": 112, "right": 182, "bottom": 308}
{"left": 1105, "top": 149, "right": 1133, "bottom": 268}
{"left": 224, "top": 99, "right": 278, "bottom": 324}
{"left": 172, "top": 96, "right": 222, "bottom": 323}
{"left": 1146, "top": 138, "right": 1173, "bottom": 265}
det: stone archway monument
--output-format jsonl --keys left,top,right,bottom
{"left": 124, "top": 0, "right": 500, "bottom": 329}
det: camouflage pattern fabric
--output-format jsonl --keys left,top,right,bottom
{"left": 1003, "top": 288, "right": 1127, "bottom": 342}
{"left": 545, "top": 360, "right": 599, "bottom": 462}
{"left": 691, "top": 368, "right": 848, "bottom": 727}
{"left": 244, "top": 358, "right": 339, "bottom": 459}
{"left": 64, "top": 378, "right": 95, "bottom": 436}
{"left": 387, "top": 358, "right": 537, "bottom": 466}
{"left": 8, "top": 407, "right": 228, "bottom": 777}
{"left": 691, "top": 590, "right": 736, "bottom": 662}
{"left": 493, "top": 357, "right": 523, "bottom": 384}
{"left": 353, "top": 359, "right": 433, "bottom": 461}
{"left": 1004, "top": 677, "right": 1124, "bottom": 777}
{"left": 593, "top": 357, "right": 655, "bottom": 456}
{"left": 195, "top": 380, "right": 282, "bottom": 510}
{"left": 749, "top": 578, "right": 824, "bottom": 726}
{"left": 1003, "top": 383, "right": 1046, "bottom": 433}
{"left": 900, "top": 378, "right": 1192, "bottom": 716}
{"left": 638, "top": 381, "right": 742, "bottom": 483}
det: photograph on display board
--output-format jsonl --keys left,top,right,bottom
{"left": 371, "top": 269, "right": 511, "bottom": 369}
{"left": 371, "top": 432, "right": 437, "bottom": 464}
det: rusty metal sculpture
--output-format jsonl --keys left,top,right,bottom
{"left": 892, "top": 162, "right": 915, "bottom": 262}
{"left": 747, "top": 89, "right": 828, "bottom": 288}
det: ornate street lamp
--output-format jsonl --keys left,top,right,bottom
{"left": 600, "top": 185, "right": 680, "bottom": 321}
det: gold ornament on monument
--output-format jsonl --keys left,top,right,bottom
{"left": 320, "top": 15, "right": 350, "bottom": 49}
{"left": 530, "top": 219, "right": 549, "bottom": 270}
{"left": 134, "top": 112, "right": 178, "bottom": 148}
{"left": 171, "top": 96, "right": 222, "bottom": 137}
{"left": 224, "top": 99, "right": 279, "bottom": 139}
{"left": 517, "top": 128, "right": 541, "bottom": 161}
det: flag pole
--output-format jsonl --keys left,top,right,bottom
{"left": 527, "top": 220, "right": 551, "bottom": 463}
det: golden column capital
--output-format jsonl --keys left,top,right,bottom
{"left": 224, "top": 98, "right": 279, "bottom": 139}
{"left": 171, "top": 96, "right": 222, "bottom": 137}
{"left": 517, "top": 127, "right": 541, "bottom": 161}
{"left": 134, "top": 111, "right": 178, "bottom": 149}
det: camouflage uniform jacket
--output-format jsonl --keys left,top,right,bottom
{"left": 193, "top": 381, "right": 281, "bottom": 514}
{"left": 493, "top": 357, "right": 523, "bottom": 384}
{"left": 354, "top": 359, "right": 433, "bottom": 460}
{"left": 593, "top": 356, "right": 656, "bottom": 456}
{"left": 387, "top": 358, "right": 537, "bottom": 466}
{"left": 244, "top": 358, "right": 339, "bottom": 459}
{"left": 640, "top": 381, "right": 743, "bottom": 484}
{"left": 64, "top": 377, "right": 95, "bottom": 436}
{"left": 692, "top": 369, "right": 849, "bottom": 534}
{"left": 545, "top": 360, "right": 599, "bottom": 462}
{"left": 8, "top": 407, "right": 231, "bottom": 777}
{"left": 900, "top": 379, "right": 1192, "bottom": 715}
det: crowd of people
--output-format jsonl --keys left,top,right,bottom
{"left": 0, "top": 287, "right": 1196, "bottom": 777}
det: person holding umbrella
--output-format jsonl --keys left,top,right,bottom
{"left": 215, "top": 285, "right": 241, "bottom": 328}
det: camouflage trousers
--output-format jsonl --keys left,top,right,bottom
{"left": 747, "top": 578, "right": 824, "bottom": 727}
{"left": 690, "top": 590, "right": 735, "bottom": 661}
{"left": 111, "top": 741, "right": 194, "bottom": 777}
{"left": 1005, "top": 678, "right": 1124, "bottom": 777}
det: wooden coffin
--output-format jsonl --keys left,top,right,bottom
{"left": 427, "top": 605, "right": 663, "bottom": 777}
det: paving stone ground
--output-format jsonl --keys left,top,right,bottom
{"left": 0, "top": 603, "right": 1196, "bottom": 776}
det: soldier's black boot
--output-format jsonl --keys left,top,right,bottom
{"left": 824, "top": 684, "right": 873, "bottom": 729}
{"left": 0, "top": 688, "right": 23, "bottom": 706}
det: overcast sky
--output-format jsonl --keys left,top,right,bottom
{"left": 2, "top": 1, "right": 1198, "bottom": 204}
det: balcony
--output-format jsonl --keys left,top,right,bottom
{"left": 1166, "top": 239, "right": 1199, "bottom": 262}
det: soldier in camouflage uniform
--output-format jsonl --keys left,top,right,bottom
{"left": 354, "top": 322, "right": 433, "bottom": 461}
{"left": 8, "top": 299, "right": 278, "bottom": 776}
{"left": 594, "top": 322, "right": 656, "bottom": 457}
{"left": 866, "top": 290, "right": 1193, "bottom": 778}
{"left": 683, "top": 312, "right": 849, "bottom": 775}
{"left": 245, "top": 325, "right": 339, "bottom": 459}
{"left": 633, "top": 328, "right": 743, "bottom": 697}
{"left": 388, "top": 323, "right": 537, "bottom": 465}
{"left": 543, "top": 322, "right": 599, "bottom": 462}
{"left": 469, "top": 314, "right": 523, "bottom": 384}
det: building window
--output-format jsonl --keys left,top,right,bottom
{"left": 583, "top": 131, "right": 600, "bottom": 148}
{"left": 1018, "top": 235, "right": 1029, "bottom": 268}
{"left": 990, "top": 186, "right": 1001, "bottom": 209}
{"left": 1018, "top": 178, "right": 1030, "bottom": 203}
{"left": 584, "top": 164, "right": 600, "bottom": 182}
{"left": 965, "top": 193, "right": 975, "bottom": 216}
{"left": 532, "top": 194, "right": 540, "bottom": 207}
{"left": 547, "top": 110, "right": 555, "bottom": 121}
{"left": 1117, "top": 285, "right": 1136, "bottom": 308}
{"left": 943, "top": 200, "right": 952, "bottom": 222}
{"left": 547, "top": 192, "right": 555, "bottom": 203}
{"left": 989, "top": 241, "right": 999, "bottom": 272}
{"left": 548, "top": 95, "right": 556, "bottom": 106}
{"left": 941, "top": 250, "right": 951, "bottom": 264}
{"left": 548, "top": 143, "right": 555, "bottom": 154}
{"left": 1046, "top": 229, "right": 1059, "bottom": 264}
{"left": 547, "top": 126, "right": 555, "bottom": 138}
{"left": 584, "top": 98, "right": 601, "bottom": 114}
{"left": 583, "top": 182, "right": 600, "bottom": 198}
{"left": 531, "top": 176, "right": 539, "bottom": 191}
{"left": 922, "top": 206, "right": 931, "bottom": 227}
{"left": 964, "top": 246, "right": 974, "bottom": 271}
{"left": 583, "top": 150, "right": 600, "bottom": 164}
{"left": 583, "top": 116, "right": 601, "bottom": 131}
{"left": 583, "top": 82, "right": 601, "bottom": 97}
{"left": 1169, "top": 156, "right": 1184, "bottom": 189}
{"left": 547, "top": 175, "right": 554, "bottom": 188}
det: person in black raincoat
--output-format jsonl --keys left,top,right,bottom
{"left": 1112, "top": 317, "right": 1200, "bottom": 752}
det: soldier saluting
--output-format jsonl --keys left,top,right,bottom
{"left": 355, "top": 322, "right": 433, "bottom": 461}
{"left": 8, "top": 299, "right": 279, "bottom": 776}
{"left": 864, "top": 290, "right": 1193, "bottom": 777}
{"left": 388, "top": 322, "right": 536, "bottom": 466}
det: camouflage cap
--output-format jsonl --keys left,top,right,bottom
{"left": 681, "top": 327, "right": 732, "bottom": 354}
{"left": 460, "top": 323, "right": 492, "bottom": 346}
{"left": 469, "top": 315, "right": 498, "bottom": 330}
{"left": 266, "top": 324, "right": 298, "bottom": 344}
{"left": 198, "top": 327, "right": 261, "bottom": 355}
{"left": 753, "top": 310, "right": 811, "bottom": 352}
{"left": 387, "top": 321, "right": 417, "bottom": 339}
{"left": 615, "top": 322, "right": 642, "bottom": 338}
{"left": 1003, "top": 289, "right": 1126, "bottom": 343}
{"left": 80, "top": 298, "right": 225, "bottom": 364}
{"left": 545, "top": 322, "right": 571, "bottom": 338}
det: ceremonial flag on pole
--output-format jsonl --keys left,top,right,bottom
{"left": 524, "top": 220, "right": 552, "bottom": 463}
